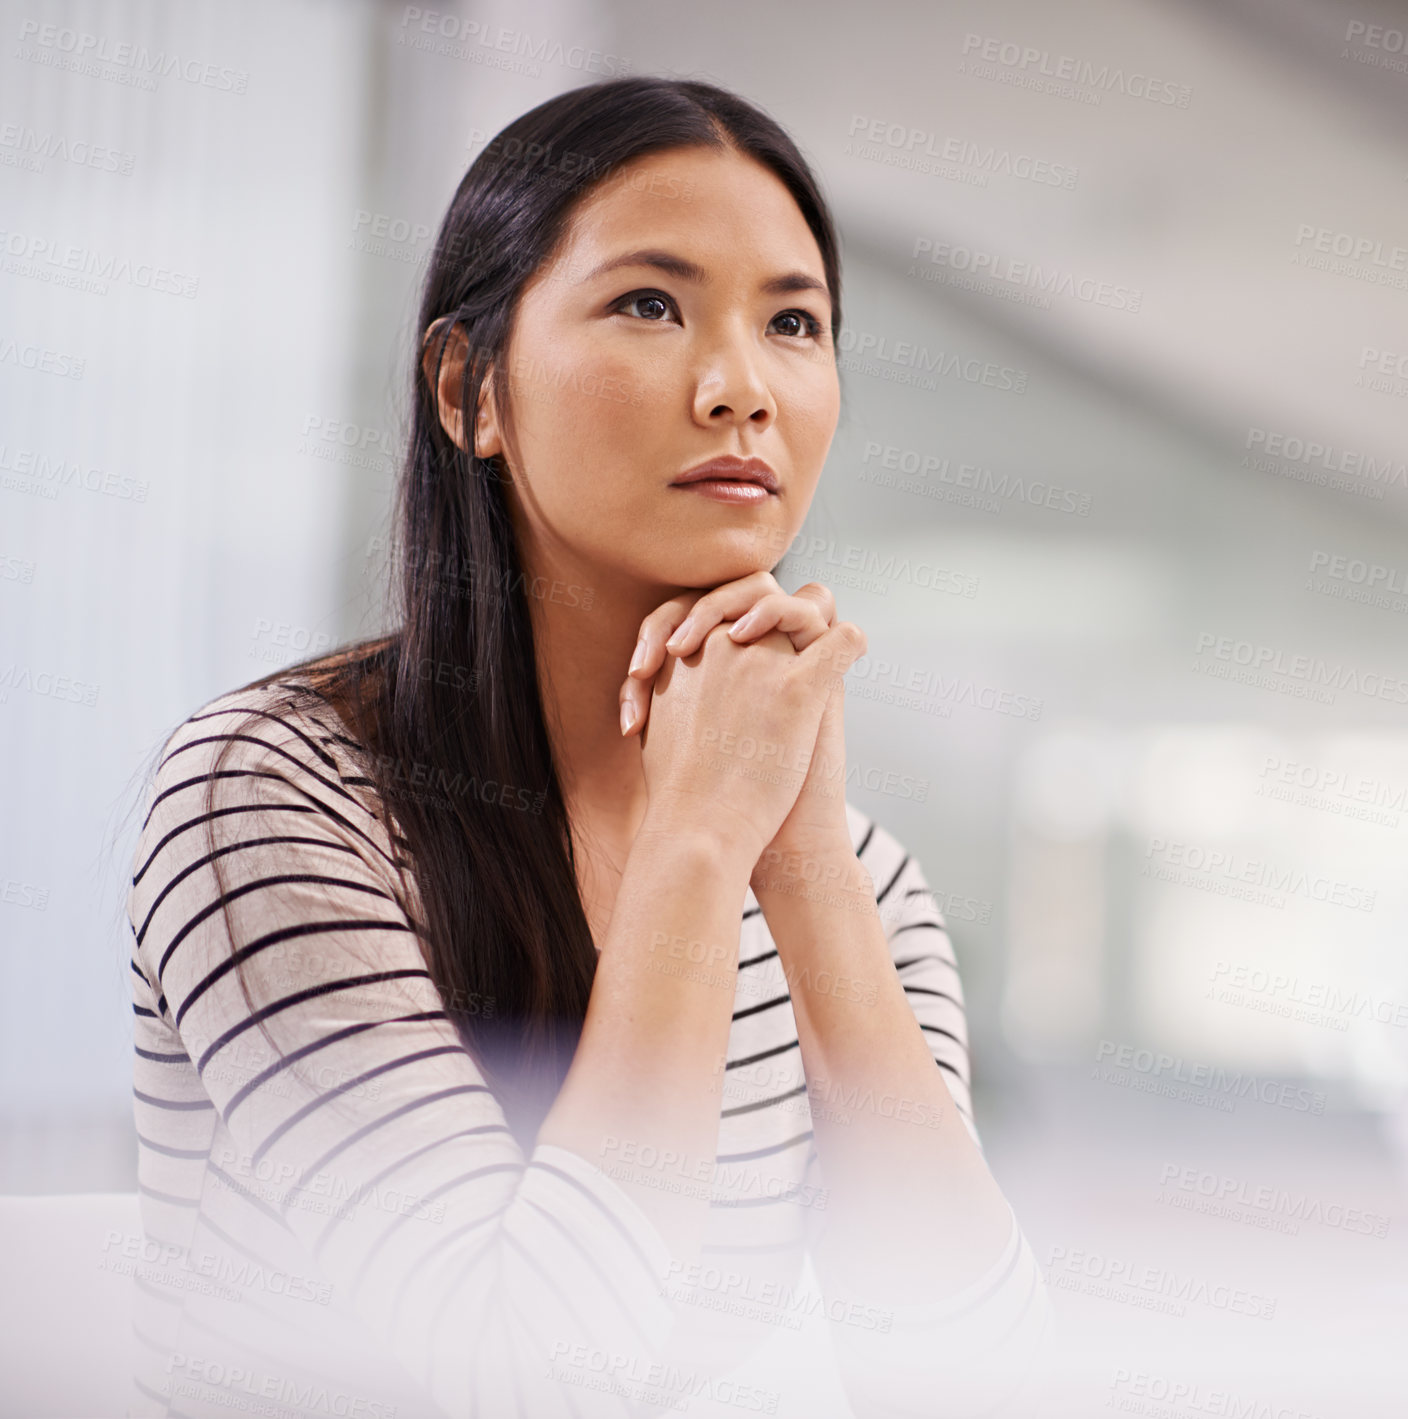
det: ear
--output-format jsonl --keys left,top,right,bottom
{"left": 421, "top": 320, "right": 503, "bottom": 460}
{"left": 472, "top": 363, "right": 503, "bottom": 464}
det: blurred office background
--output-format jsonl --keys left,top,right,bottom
{"left": 2, "top": 0, "right": 1406, "bottom": 1411}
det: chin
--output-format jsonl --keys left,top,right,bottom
{"left": 649, "top": 540, "right": 782, "bottom": 592}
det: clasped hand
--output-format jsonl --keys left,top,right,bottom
{"left": 618, "top": 571, "right": 867, "bottom": 884}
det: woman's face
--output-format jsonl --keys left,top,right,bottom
{"left": 473, "top": 144, "right": 839, "bottom": 593}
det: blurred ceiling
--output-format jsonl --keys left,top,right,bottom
{"left": 603, "top": 0, "right": 1408, "bottom": 517}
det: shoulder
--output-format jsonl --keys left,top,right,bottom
{"left": 133, "top": 675, "right": 397, "bottom": 885}
{"left": 128, "top": 676, "right": 410, "bottom": 949}
{"left": 146, "top": 676, "right": 372, "bottom": 807}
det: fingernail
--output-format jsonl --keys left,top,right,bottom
{"left": 729, "top": 610, "right": 758, "bottom": 639}
{"left": 628, "top": 638, "right": 647, "bottom": 674}
{"left": 665, "top": 616, "right": 694, "bottom": 650}
{"left": 620, "top": 701, "right": 637, "bottom": 735}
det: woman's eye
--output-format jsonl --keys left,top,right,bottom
{"left": 770, "top": 309, "right": 821, "bottom": 338}
{"left": 617, "top": 291, "right": 676, "bottom": 322}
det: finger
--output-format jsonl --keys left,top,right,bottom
{"left": 624, "top": 576, "right": 766, "bottom": 732}
{"left": 727, "top": 593, "right": 832, "bottom": 651}
{"left": 661, "top": 571, "right": 782, "bottom": 658}
{"left": 789, "top": 581, "right": 837, "bottom": 628}
{"left": 627, "top": 593, "right": 701, "bottom": 682}
{"left": 797, "top": 620, "right": 868, "bottom": 688}
{"left": 619, "top": 671, "right": 652, "bottom": 738}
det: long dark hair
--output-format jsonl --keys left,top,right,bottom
{"left": 194, "top": 76, "right": 843, "bottom": 1142}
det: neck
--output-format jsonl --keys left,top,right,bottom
{"left": 519, "top": 548, "right": 689, "bottom": 834}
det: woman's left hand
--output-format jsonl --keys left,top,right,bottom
{"left": 619, "top": 571, "right": 834, "bottom": 735}
{"left": 619, "top": 572, "right": 864, "bottom": 860}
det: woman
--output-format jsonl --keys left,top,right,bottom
{"left": 126, "top": 77, "right": 1047, "bottom": 1418}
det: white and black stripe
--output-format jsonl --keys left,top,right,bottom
{"left": 126, "top": 680, "right": 1045, "bottom": 1417}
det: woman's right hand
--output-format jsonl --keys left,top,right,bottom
{"left": 636, "top": 617, "right": 866, "bottom": 872}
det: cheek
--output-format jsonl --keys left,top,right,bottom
{"left": 511, "top": 340, "right": 664, "bottom": 444}
{"left": 505, "top": 349, "right": 673, "bottom": 528}
{"left": 786, "top": 373, "right": 840, "bottom": 466}
{"left": 506, "top": 358, "right": 633, "bottom": 477}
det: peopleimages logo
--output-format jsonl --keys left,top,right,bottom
{"left": 0, "top": 121, "right": 135, "bottom": 175}
{"left": 0, "top": 227, "right": 199, "bottom": 298}
{"left": 835, "top": 328, "right": 1028, "bottom": 393}
{"left": 1192, "top": 631, "right": 1408, "bottom": 706}
{"left": 1309, "top": 548, "right": 1408, "bottom": 593}
{"left": 1294, "top": 224, "right": 1408, "bottom": 271}
{"left": 396, "top": 8, "right": 629, "bottom": 77}
{"left": 1144, "top": 836, "right": 1376, "bottom": 913}
{"left": 1157, "top": 1162, "right": 1391, "bottom": 1238}
{"left": 1044, "top": 1247, "right": 1274, "bottom": 1320}
{"left": 0, "top": 335, "right": 84, "bottom": 379}
{"left": 910, "top": 236, "right": 1142, "bottom": 312}
{"left": 849, "top": 656, "right": 1043, "bottom": 720}
{"left": 1094, "top": 1039, "right": 1326, "bottom": 1115}
{"left": 99, "top": 1230, "right": 332, "bottom": 1306}
{"left": 1245, "top": 427, "right": 1408, "bottom": 490}
{"left": 782, "top": 535, "right": 979, "bottom": 598}
{"left": 1211, "top": 961, "right": 1406, "bottom": 1030}
{"left": 859, "top": 440, "right": 1092, "bottom": 517}
{"left": 15, "top": 20, "right": 249, "bottom": 93}
{"left": 0, "top": 663, "right": 99, "bottom": 707}
{"left": 1345, "top": 19, "right": 1408, "bottom": 54}
{"left": 1109, "top": 1367, "right": 1326, "bottom": 1417}
{"left": 958, "top": 32, "right": 1194, "bottom": 108}
{"left": 1256, "top": 753, "right": 1405, "bottom": 829}
{"left": 843, "top": 115, "right": 1079, "bottom": 188}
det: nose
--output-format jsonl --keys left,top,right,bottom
{"left": 691, "top": 333, "right": 776, "bottom": 430}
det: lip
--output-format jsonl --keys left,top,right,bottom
{"left": 670, "top": 456, "right": 779, "bottom": 495}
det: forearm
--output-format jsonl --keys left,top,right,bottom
{"left": 537, "top": 820, "right": 754, "bottom": 1257}
{"left": 753, "top": 846, "right": 1013, "bottom": 1301}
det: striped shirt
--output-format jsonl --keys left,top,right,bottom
{"left": 126, "top": 678, "right": 1047, "bottom": 1418}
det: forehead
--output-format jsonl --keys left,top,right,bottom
{"left": 550, "top": 145, "right": 827, "bottom": 285}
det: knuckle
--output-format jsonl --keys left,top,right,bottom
{"left": 689, "top": 592, "right": 722, "bottom": 622}
{"left": 643, "top": 601, "right": 687, "bottom": 635}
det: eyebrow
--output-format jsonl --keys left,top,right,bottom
{"left": 580, "top": 248, "right": 830, "bottom": 302}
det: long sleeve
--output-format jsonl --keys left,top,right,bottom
{"left": 127, "top": 687, "right": 675, "bottom": 1418}
{"left": 800, "top": 812, "right": 1052, "bottom": 1418}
